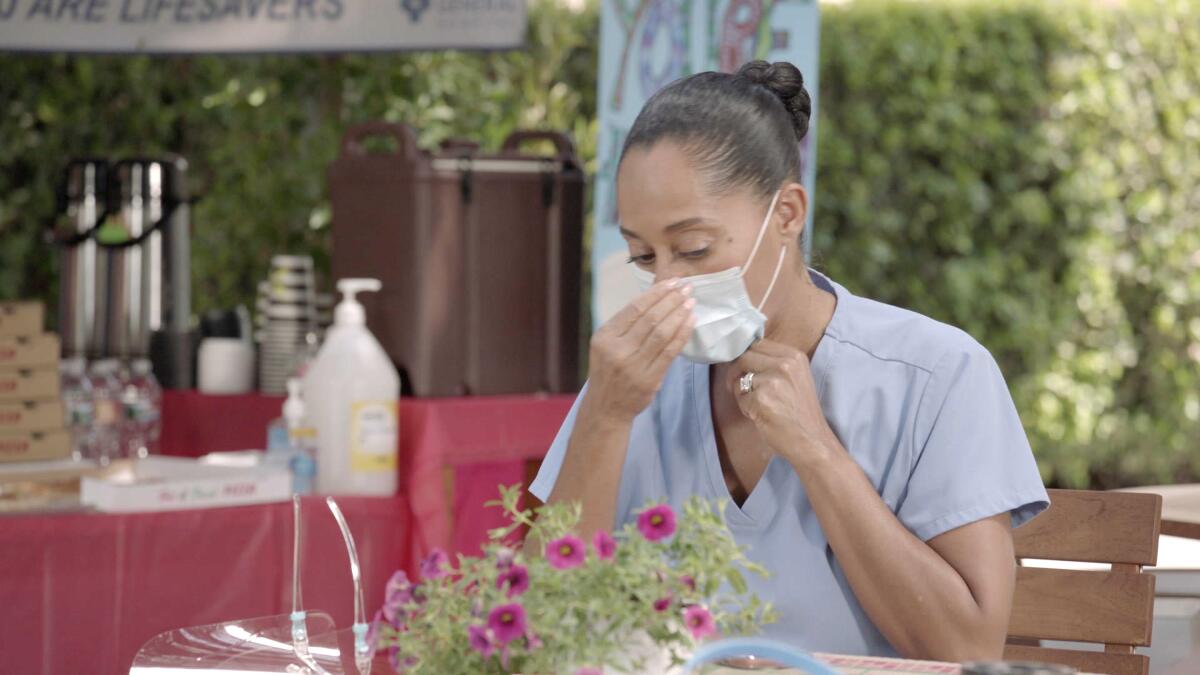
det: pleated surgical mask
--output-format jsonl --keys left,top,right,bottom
{"left": 633, "top": 190, "right": 787, "bottom": 364}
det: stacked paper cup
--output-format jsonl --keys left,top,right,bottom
{"left": 257, "top": 255, "right": 318, "bottom": 395}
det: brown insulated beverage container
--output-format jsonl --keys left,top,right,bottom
{"left": 329, "top": 122, "right": 584, "bottom": 396}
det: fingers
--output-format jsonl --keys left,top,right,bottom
{"left": 732, "top": 348, "right": 778, "bottom": 376}
{"left": 646, "top": 307, "right": 696, "bottom": 376}
{"left": 736, "top": 341, "right": 811, "bottom": 380}
{"left": 747, "top": 339, "right": 796, "bottom": 359}
{"left": 608, "top": 278, "right": 682, "bottom": 336}
{"left": 622, "top": 284, "right": 693, "bottom": 345}
{"left": 729, "top": 345, "right": 798, "bottom": 399}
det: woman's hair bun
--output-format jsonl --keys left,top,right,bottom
{"left": 736, "top": 60, "right": 811, "bottom": 141}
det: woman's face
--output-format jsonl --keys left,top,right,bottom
{"left": 615, "top": 140, "right": 807, "bottom": 305}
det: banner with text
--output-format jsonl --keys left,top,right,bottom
{"left": 591, "top": 0, "right": 819, "bottom": 326}
{"left": 0, "top": 0, "right": 525, "bottom": 52}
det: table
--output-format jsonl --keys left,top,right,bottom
{"left": 160, "top": 389, "right": 575, "bottom": 558}
{"left": 1122, "top": 484, "right": 1200, "bottom": 540}
{"left": 0, "top": 496, "right": 413, "bottom": 675}
{"left": 397, "top": 394, "right": 574, "bottom": 557}
{"left": 708, "top": 654, "right": 1100, "bottom": 674}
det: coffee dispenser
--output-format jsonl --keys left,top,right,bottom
{"left": 57, "top": 158, "right": 109, "bottom": 359}
{"left": 54, "top": 156, "right": 194, "bottom": 387}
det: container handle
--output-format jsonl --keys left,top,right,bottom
{"left": 501, "top": 130, "right": 577, "bottom": 160}
{"left": 340, "top": 121, "right": 420, "bottom": 159}
{"left": 439, "top": 138, "right": 482, "bottom": 154}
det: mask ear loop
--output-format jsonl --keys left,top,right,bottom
{"left": 755, "top": 245, "right": 788, "bottom": 312}
{"left": 739, "top": 189, "right": 783, "bottom": 279}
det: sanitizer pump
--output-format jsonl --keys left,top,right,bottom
{"left": 303, "top": 278, "right": 399, "bottom": 495}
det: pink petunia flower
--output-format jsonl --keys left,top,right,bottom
{"left": 653, "top": 595, "right": 673, "bottom": 613}
{"left": 683, "top": 605, "right": 716, "bottom": 640}
{"left": 496, "top": 563, "right": 530, "bottom": 598}
{"left": 487, "top": 603, "right": 528, "bottom": 644}
{"left": 382, "top": 570, "right": 414, "bottom": 626}
{"left": 575, "top": 668, "right": 603, "bottom": 675}
{"left": 367, "top": 609, "right": 383, "bottom": 647}
{"left": 592, "top": 530, "right": 617, "bottom": 561}
{"left": 679, "top": 574, "right": 696, "bottom": 592}
{"left": 420, "top": 548, "right": 450, "bottom": 580}
{"left": 545, "top": 535, "right": 586, "bottom": 569}
{"left": 468, "top": 624, "right": 496, "bottom": 658}
{"left": 382, "top": 598, "right": 406, "bottom": 628}
{"left": 384, "top": 569, "right": 414, "bottom": 604}
{"left": 493, "top": 546, "right": 515, "bottom": 570}
{"left": 636, "top": 504, "right": 677, "bottom": 542}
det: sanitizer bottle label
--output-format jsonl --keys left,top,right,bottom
{"left": 349, "top": 400, "right": 398, "bottom": 472}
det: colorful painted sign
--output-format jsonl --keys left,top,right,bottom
{"left": 591, "top": 0, "right": 819, "bottom": 324}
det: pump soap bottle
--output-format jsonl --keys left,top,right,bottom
{"left": 303, "top": 279, "right": 399, "bottom": 496}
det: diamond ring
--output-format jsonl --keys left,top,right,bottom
{"left": 738, "top": 372, "right": 755, "bottom": 395}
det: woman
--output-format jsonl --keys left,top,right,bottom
{"left": 529, "top": 60, "right": 1048, "bottom": 662}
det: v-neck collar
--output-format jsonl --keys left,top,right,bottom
{"left": 689, "top": 269, "right": 844, "bottom": 528}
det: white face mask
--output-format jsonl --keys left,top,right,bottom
{"left": 633, "top": 190, "right": 787, "bottom": 364}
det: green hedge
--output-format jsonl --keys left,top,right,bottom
{"left": 1, "top": 0, "right": 1197, "bottom": 488}
{"left": 815, "top": 0, "right": 1200, "bottom": 487}
{"left": 0, "top": 0, "right": 599, "bottom": 318}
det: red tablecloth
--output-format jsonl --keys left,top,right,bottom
{"left": 398, "top": 394, "right": 574, "bottom": 557}
{"left": 0, "top": 496, "right": 413, "bottom": 675}
{"left": 0, "top": 391, "right": 571, "bottom": 675}
{"left": 161, "top": 390, "right": 575, "bottom": 557}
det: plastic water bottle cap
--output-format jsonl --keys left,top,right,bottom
{"left": 284, "top": 378, "right": 305, "bottom": 427}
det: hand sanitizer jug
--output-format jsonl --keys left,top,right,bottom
{"left": 303, "top": 278, "right": 399, "bottom": 495}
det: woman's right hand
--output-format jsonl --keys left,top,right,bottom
{"left": 584, "top": 278, "right": 695, "bottom": 422}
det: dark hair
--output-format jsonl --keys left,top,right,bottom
{"left": 619, "top": 60, "right": 811, "bottom": 199}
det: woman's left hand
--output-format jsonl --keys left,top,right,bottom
{"left": 729, "top": 339, "right": 839, "bottom": 466}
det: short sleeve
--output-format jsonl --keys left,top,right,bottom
{"left": 896, "top": 345, "right": 1049, "bottom": 542}
{"left": 529, "top": 383, "right": 589, "bottom": 502}
{"left": 528, "top": 379, "right": 665, "bottom": 524}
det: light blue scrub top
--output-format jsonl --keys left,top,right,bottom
{"left": 530, "top": 271, "right": 1049, "bottom": 656}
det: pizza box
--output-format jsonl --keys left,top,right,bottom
{"left": 80, "top": 456, "right": 292, "bottom": 513}
{"left": 0, "top": 429, "right": 71, "bottom": 464}
{"left": 0, "top": 458, "right": 109, "bottom": 513}
{"left": 0, "top": 367, "right": 59, "bottom": 401}
{"left": 0, "top": 399, "right": 66, "bottom": 433}
{"left": 0, "top": 334, "right": 59, "bottom": 369}
{"left": 0, "top": 302, "right": 44, "bottom": 338}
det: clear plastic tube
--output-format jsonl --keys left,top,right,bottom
{"left": 326, "top": 497, "right": 371, "bottom": 675}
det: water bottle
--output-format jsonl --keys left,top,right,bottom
{"left": 284, "top": 378, "right": 317, "bottom": 495}
{"left": 122, "top": 358, "right": 162, "bottom": 459}
{"left": 59, "top": 357, "right": 94, "bottom": 462}
{"left": 87, "top": 359, "right": 123, "bottom": 464}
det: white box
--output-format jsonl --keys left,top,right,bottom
{"left": 81, "top": 456, "right": 292, "bottom": 513}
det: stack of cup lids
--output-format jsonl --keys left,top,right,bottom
{"left": 314, "top": 293, "right": 334, "bottom": 334}
{"left": 256, "top": 255, "right": 317, "bottom": 395}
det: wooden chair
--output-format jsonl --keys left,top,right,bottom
{"left": 1006, "top": 489, "right": 1163, "bottom": 675}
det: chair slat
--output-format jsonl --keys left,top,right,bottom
{"left": 1008, "top": 567, "right": 1156, "bottom": 646}
{"left": 1003, "top": 645, "right": 1148, "bottom": 675}
{"left": 1014, "top": 489, "right": 1161, "bottom": 565}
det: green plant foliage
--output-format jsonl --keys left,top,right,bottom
{"left": 815, "top": 0, "right": 1200, "bottom": 487}
{"left": 0, "top": 0, "right": 599, "bottom": 319}
{"left": 375, "top": 484, "right": 773, "bottom": 673}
